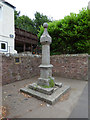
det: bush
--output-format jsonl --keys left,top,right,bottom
{"left": 38, "top": 8, "right": 90, "bottom": 54}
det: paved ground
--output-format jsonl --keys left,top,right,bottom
{"left": 2, "top": 76, "right": 88, "bottom": 118}
{"left": 69, "top": 84, "right": 88, "bottom": 118}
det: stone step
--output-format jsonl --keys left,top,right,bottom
{"left": 28, "top": 83, "right": 54, "bottom": 95}
{"left": 20, "top": 85, "right": 70, "bottom": 105}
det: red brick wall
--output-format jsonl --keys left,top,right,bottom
{"left": 2, "top": 54, "right": 88, "bottom": 85}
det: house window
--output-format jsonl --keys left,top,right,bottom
{"left": 0, "top": 41, "right": 8, "bottom": 52}
{"left": 1, "top": 43, "right": 6, "bottom": 49}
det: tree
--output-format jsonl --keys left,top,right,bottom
{"left": 34, "top": 12, "right": 52, "bottom": 34}
{"left": 38, "top": 8, "right": 89, "bottom": 54}
{"left": 14, "top": 11, "right": 52, "bottom": 35}
{"left": 14, "top": 10, "right": 37, "bottom": 34}
{"left": 16, "top": 15, "right": 37, "bottom": 34}
{"left": 14, "top": 10, "right": 20, "bottom": 27}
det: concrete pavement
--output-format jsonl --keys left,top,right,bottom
{"left": 2, "top": 76, "right": 88, "bottom": 118}
{"left": 69, "top": 84, "right": 88, "bottom": 118}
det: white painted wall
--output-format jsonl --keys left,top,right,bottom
{"left": 0, "top": 1, "right": 17, "bottom": 54}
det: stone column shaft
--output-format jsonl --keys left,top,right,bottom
{"left": 42, "top": 44, "right": 50, "bottom": 65}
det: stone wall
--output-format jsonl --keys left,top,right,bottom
{"left": 2, "top": 54, "right": 88, "bottom": 85}
{"left": 2, "top": 54, "right": 41, "bottom": 85}
{"left": 51, "top": 54, "right": 88, "bottom": 80}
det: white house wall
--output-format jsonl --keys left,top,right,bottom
{"left": 0, "top": 1, "right": 17, "bottom": 54}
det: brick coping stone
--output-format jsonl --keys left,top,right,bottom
{"left": 51, "top": 54, "right": 88, "bottom": 57}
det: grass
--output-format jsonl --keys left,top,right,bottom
{"left": 40, "top": 77, "right": 55, "bottom": 88}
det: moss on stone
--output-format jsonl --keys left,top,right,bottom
{"left": 40, "top": 77, "right": 55, "bottom": 88}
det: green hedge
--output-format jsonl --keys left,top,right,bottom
{"left": 38, "top": 8, "right": 90, "bottom": 55}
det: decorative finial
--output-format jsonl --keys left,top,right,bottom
{"left": 43, "top": 23, "right": 48, "bottom": 28}
{"left": 40, "top": 22, "right": 51, "bottom": 44}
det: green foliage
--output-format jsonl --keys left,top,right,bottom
{"left": 38, "top": 8, "right": 90, "bottom": 54}
{"left": 14, "top": 10, "right": 20, "bottom": 26}
{"left": 34, "top": 12, "right": 52, "bottom": 34}
{"left": 49, "top": 77, "right": 55, "bottom": 87}
{"left": 40, "top": 77, "right": 55, "bottom": 88}
{"left": 88, "top": 5, "right": 90, "bottom": 54}
{"left": 88, "top": 7, "right": 90, "bottom": 27}
{"left": 14, "top": 11, "right": 37, "bottom": 34}
{"left": 14, "top": 11, "right": 51, "bottom": 34}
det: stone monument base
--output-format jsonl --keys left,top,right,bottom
{"left": 20, "top": 82, "right": 70, "bottom": 105}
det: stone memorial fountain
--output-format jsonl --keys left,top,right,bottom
{"left": 20, "top": 23, "right": 70, "bottom": 105}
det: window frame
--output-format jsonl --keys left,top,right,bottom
{"left": 0, "top": 41, "right": 8, "bottom": 52}
{"left": 1, "top": 43, "right": 6, "bottom": 49}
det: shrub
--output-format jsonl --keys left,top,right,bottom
{"left": 38, "top": 8, "right": 90, "bottom": 54}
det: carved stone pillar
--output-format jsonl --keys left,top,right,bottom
{"left": 37, "top": 23, "right": 54, "bottom": 86}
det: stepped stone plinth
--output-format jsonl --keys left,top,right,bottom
{"left": 20, "top": 23, "right": 70, "bottom": 105}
